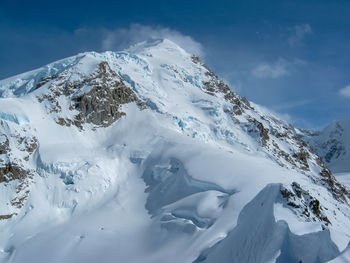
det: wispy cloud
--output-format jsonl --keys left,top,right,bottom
{"left": 101, "top": 24, "right": 204, "bottom": 57}
{"left": 288, "top": 24, "right": 312, "bottom": 47}
{"left": 251, "top": 58, "right": 290, "bottom": 79}
{"left": 254, "top": 103, "right": 294, "bottom": 124}
{"left": 271, "top": 99, "right": 311, "bottom": 111}
{"left": 339, "top": 84, "right": 350, "bottom": 98}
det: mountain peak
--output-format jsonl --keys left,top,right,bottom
{"left": 0, "top": 37, "right": 350, "bottom": 263}
{"left": 0, "top": 39, "right": 193, "bottom": 98}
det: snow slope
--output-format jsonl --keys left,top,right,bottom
{"left": 0, "top": 39, "right": 350, "bottom": 263}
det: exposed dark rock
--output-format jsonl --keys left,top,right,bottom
{"left": 35, "top": 74, "right": 58, "bottom": 90}
{"left": 280, "top": 188, "right": 294, "bottom": 199}
{"left": 241, "top": 97, "right": 251, "bottom": 108}
{"left": 280, "top": 184, "right": 332, "bottom": 225}
{"left": 291, "top": 182, "right": 302, "bottom": 198}
{"left": 293, "top": 149, "right": 310, "bottom": 171}
{"left": 202, "top": 81, "right": 216, "bottom": 94}
{"left": 287, "top": 202, "right": 301, "bottom": 208}
{"left": 279, "top": 150, "right": 296, "bottom": 166}
{"left": 320, "top": 167, "right": 350, "bottom": 202}
{"left": 316, "top": 156, "right": 325, "bottom": 167}
{"left": 72, "top": 81, "right": 136, "bottom": 127}
{"left": 218, "top": 81, "right": 230, "bottom": 94}
{"left": 257, "top": 121, "right": 270, "bottom": 146}
{"left": 0, "top": 129, "right": 37, "bottom": 212}
{"left": 0, "top": 162, "right": 29, "bottom": 183}
{"left": 24, "top": 137, "right": 38, "bottom": 153}
{"left": 0, "top": 213, "right": 17, "bottom": 220}
{"left": 0, "top": 127, "right": 37, "bottom": 214}
{"left": 309, "top": 199, "right": 321, "bottom": 217}
{"left": 38, "top": 61, "right": 145, "bottom": 129}
{"left": 0, "top": 134, "right": 9, "bottom": 154}
{"left": 11, "top": 189, "right": 30, "bottom": 208}
{"left": 191, "top": 55, "right": 201, "bottom": 64}
{"left": 57, "top": 118, "right": 72, "bottom": 127}
{"left": 248, "top": 119, "right": 270, "bottom": 146}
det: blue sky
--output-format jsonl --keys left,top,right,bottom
{"left": 1, "top": 0, "right": 349, "bottom": 129}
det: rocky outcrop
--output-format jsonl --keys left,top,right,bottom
{"left": 0, "top": 120, "right": 38, "bottom": 214}
{"left": 293, "top": 148, "right": 310, "bottom": 171}
{"left": 38, "top": 61, "right": 145, "bottom": 129}
{"left": 0, "top": 163, "right": 29, "bottom": 183}
{"left": 0, "top": 213, "right": 17, "bottom": 220}
{"left": 247, "top": 118, "right": 270, "bottom": 146}
{"left": 0, "top": 134, "right": 9, "bottom": 154}
{"left": 71, "top": 76, "right": 143, "bottom": 127}
{"left": 317, "top": 157, "right": 350, "bottom": 202}
{"left": 280, "top": 182, "right": 331, "bottom": 225}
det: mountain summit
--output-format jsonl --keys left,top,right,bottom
{"left": 0, "top": 39, "right": 349, "bottom": 263}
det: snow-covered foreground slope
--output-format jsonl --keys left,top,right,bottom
{"left": 0, "top": 39, "right": 350, "bottom": 263}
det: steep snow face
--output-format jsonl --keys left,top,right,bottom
{"left": 0, "top": 39, "right": 350, "bottom": 263}
{"left": 304, "top": 118, "right": 350, "bottom": 173}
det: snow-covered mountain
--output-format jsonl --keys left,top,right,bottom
{"left": 304, "top": 118, "right": 350, "bottom": 174}
{"left": 0, "top": 39, "right": 350, "bottom": 263}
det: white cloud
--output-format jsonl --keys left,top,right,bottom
{"left": 251, "top": 59, "right": 290, "bottom": 79}
{"left": 339, "top": 85, "right": 350, "bottom": 98}
{"left": 101, "top": 24, "right": 204, "bottom": 57}
{"left": 272, "top": 99, "right": 311, "bottom": 111}
{"left": 288, "top": 24, "right": 312, "bottom": 47}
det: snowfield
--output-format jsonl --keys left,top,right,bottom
{"left": 0, "top": 39, "right": 349, "bottom": 263}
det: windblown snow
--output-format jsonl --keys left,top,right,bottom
{"left": 0, "top": 39, "right": 349, "bottom": 263}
